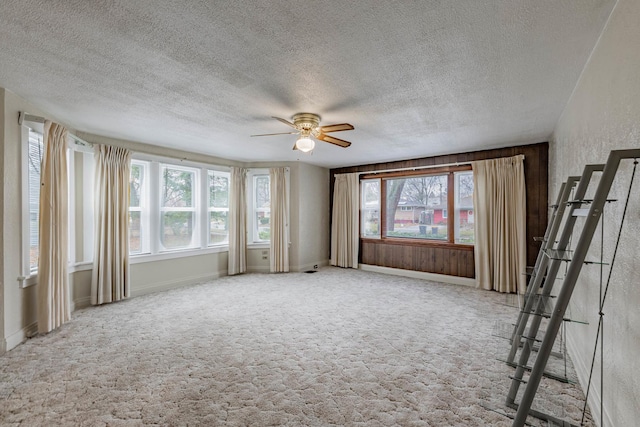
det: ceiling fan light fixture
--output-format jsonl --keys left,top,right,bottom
{"left": 296, "top": 137, "right": 315, "bottom": 152}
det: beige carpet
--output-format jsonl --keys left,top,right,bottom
{"left": 0, "top": 267, "right": 592, "bottom": 426}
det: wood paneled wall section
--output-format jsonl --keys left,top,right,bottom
{"left": 330, "top": 142, "right": 548, "bottom": 278}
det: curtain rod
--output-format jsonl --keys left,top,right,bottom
{"left": 354, "top": 154, "right": 526, "bottom": 177}
{"left": 19, "top": 111, "right": 93, "bottom": 149}
{"left": 355, "top": 160, "right": 472, "bottom": 177}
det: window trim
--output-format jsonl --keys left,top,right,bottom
{"left": 128, "top": 153, "right": 232, "bottom": 261}
{"left": 360, "top": 165, "right": 474, "bottom": 248}
{"left": 206, "top": 169, "right": 230, "bottom": 246}
{"left": 247, "top": 169, "right": 271, "bottom": 245}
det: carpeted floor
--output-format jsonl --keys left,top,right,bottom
{"left": 0, "top": 268, "right": 592, "bottom": 426}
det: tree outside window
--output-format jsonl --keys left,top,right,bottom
{"left": 160, "top": 165, "right": 198, "bottom": 250}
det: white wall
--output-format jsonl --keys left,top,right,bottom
{"left": 1, "top": 90, "right": 76, "bottom": 352}
{"left": 295, "top": 162, "right": 330, "bottom": 271}
{"left": 1, "top": 96, "right": 331, "bottom": 353}
{"left": 550, "top": 0, "right": 640, "bottom": 425}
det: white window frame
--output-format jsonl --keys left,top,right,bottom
{"left": 247, "top": 169, "right": 271, "bottom": 245}
{"left": 207, "top": 169, "right": 230, "bottom": 246}
{"left": 20, "top": 126, "right": 44, "bottom": 286}
{"left": 127, "top": 154, "right": 230, "bottom": 262}
{"left": 158, "top": 162, "right": 200, "bottom": 252}
{"left": 129, "top": 159, "right": 151, "bottom": 255}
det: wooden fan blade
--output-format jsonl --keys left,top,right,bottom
{"left": 320, "top": 123, "right": 354, "bottom": 133}
{"left": 316, "top": 133, "right": 351, "bottom": 148}
{"left": 251, "top": 132, "right": 298, "bottom": 137}
{"left": 272, "top": 116, "right": 297, "bottom": 129}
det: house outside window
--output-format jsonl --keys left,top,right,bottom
{"left": 360, "top": 167, "right": 474, "bottom": 245}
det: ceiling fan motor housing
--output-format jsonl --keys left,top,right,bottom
{"left": 292, "top": 112, "right": 321, "bottom": 137}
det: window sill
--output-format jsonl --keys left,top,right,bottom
{"left": 130, "top": 245, "right": 229, "bottom": 264}
{"left": 248, "top": 242, "right": 270, "bottom": 250}
{"left": 18, "top": 274, "right": 37, "bottom": 289}
{"left": 361, "top": 237, "right": 475, "bottom": 250}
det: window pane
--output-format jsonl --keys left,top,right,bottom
{"left": 255, "top": 176, "right": 270, "bottom": 208}
{"left": 130, "top": 164, "right": 144, "bottom": 207}
{"left": 385, "top": 175, "right": 448, "bottom": 240}
{"left": 256, "top": 211, "right": 270, "bottom": 241}
{"left": 209, "top": 172, "right": 229, "bottom": 208}
{"left": 28, "top": 131, "right": 43, "bottom": 271}
{"left": 454, "top": 171, "right": 475, "bottom": 244}
{"left": 162, "top": 167, "right": 194, "bottom": 207}
{"left": 129, "top": 211, "right": 141, "bottom": 254}
{"left": 209, "top": 211, "right": 228, "bottom": 244}
{"left": 161, "top": 211, "right": 195, "bottom": 249}
{"left": 361, "top": 179, "right": 380, "bottom": 238}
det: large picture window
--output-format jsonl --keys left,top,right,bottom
{"left": 360, "top": 168, "right": 474, "bottom": 245}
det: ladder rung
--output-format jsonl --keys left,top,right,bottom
{"left": 509, "top": 375, "right": 527, "bottom": 384}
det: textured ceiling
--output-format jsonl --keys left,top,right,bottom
{"left": 0, "top": 0, "right": 615, "bottom": 167}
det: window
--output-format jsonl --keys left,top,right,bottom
{"left": 25, "top": 129, "right": 44, "bottom": 273}
{"left": 128, "top": 157, "right": 231, "bottom": 257}
{"left": 361, "top": 179, "right": 380, "bottom": 238}
{"left": 386, "top": 174, "right": 449, "bottom": 240}
{"left": 129, "top": 160, "right": 150, "bottom": 254}
{"left": 252, "top": 174, "right": 270, "bottom": 242}
{"left": 208, "top": 170, "right": 230, "bottom": 245}
{"left": 160, "top": 164, "right": 199, "bottom": 250}
{"left": 360, "top": 168, "right": 474, "bottom": 245}
{"left": 454, "top": 171, "right": 475, "bottom": 244}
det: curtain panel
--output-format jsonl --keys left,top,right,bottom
{"left": 91, "top": 144, "right": 132, "bottom": 305}
{"left": 330, "top": 173, "right": 360, "bottom": 268}
{"left": 472, "top": 155, "right": 527, "bottom": 293}
{"left": 37, "top": 121, "right": 71, "bottom": 333}
{"left": 269, "top": 167, "right": 289, "bottom": 272}
{"left": 228, "top": 167, "right": 247, "bottom": 275}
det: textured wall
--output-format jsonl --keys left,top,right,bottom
{"left": 550, "top": 0, "right": 640, "bottom": 425}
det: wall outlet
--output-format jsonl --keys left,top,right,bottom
{"left": 314, "top": 264, "right": 318, "bottom": 269}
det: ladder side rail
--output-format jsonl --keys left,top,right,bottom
{"left": 506, "top": 165, "right": 604, "bottom": 403}
{"left": 507, "top": 180, "right": 574, "bottom": 359}
{"left": 512, "top": 149, "right": 640, "bottom": 426}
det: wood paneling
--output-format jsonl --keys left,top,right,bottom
{"left": 331, "top": 142, "right": 548, "bottom": 278}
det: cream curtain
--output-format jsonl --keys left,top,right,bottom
{"left": 472, "top": 155, "right": 527, "bottom": 293}
{"left": 37, "top": 121, "right": 70, "bottom": 333}
{"left": 269, "top": 167, "right": 289, "bottom": 272}
{"left": 228, "top": 167, "right": 247, "bottom": 275}
{"left": 91, "top": 144, "right": 132, "bottom": 305}
{"left": 330, "top": 173, "right": 360, "bottom": 268}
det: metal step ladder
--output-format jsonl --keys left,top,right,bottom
{"left": 504, "top": 149, "right": 640, "bottom": 426}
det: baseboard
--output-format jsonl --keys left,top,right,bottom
{"left": 3, "top": 321, "right": 38, "bottom": 352}
{"left": 246, "top": 266, "right": 270, "bottom": 273}
{"left": 71, "top": 296, "right": 92, "bottom": 312}
{"left": 566, "top": 331, "right": 613, "bottom": 427}
{"left": 293, "top": 259, "right": 329, "bottom": 273}
{"left": 131, "top": 270, "right": 228, "bottom": 298}
{"left": 359, "top": 264, "right": 476, "bottom": 287}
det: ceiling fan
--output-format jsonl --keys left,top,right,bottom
{"left": 251, "top": 113, "right": 354, "bottom": 152}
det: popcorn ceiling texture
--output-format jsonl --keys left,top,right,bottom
{"left": 0, "top": 0, "right": 615, "bottom": 167}
{"left": 0, "top": 268, "right": 592, "bottom": 426}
